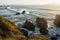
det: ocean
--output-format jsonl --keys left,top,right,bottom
{"left": 0, "top": 5, "right": 60, "bottom": 40}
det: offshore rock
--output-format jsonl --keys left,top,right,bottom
{"left": 0, "top": 16, "right": 27, "bottom": 40}
{"left": 15, "top": 12, "right": 20, "bottom": 15}
{"left": 54, "top": 15, "right": 60, "bottom": 27}
{"left": 22, "top": 10, "right": 26, "bottom": 14}
{"left": 28, "top": 34, "right": 50, "bottom": 40}
{"left": 36, "top": 17, "right": 48, "bottom": 35}
{"left": 36, "top": 17, "right": 48, "bottom": 29}
{"left": 23, "top": 20, "right": 35, "bottom": 31}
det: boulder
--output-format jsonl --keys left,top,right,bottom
{"left": 54, "top": 15, "right": 60, "bottom": 27}
{"left": 0, "top": 16, "right": 27, "bottom": 40}
{"left": 23, "top": 20, "right": 35, "bottom": 31}
{"left": 28, "top": 34, "right": 50, "bottom": 40}
{"left": 36, "top": 17, "right": 48, "bottom": 29}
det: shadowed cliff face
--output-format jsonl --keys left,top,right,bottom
{"left": 0, "top": 16, "right": 27, "bottom": 40}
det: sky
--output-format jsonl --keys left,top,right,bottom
{"left": 0, "top": 0, "right": 60, "bottom": 5}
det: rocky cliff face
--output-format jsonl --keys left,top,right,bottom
{"left": 0, "top": 16, "right": 27, "bottom": 40}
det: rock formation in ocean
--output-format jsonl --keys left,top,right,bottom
{"left": 36, "top": 17, "right": 48, "bottom": 29}
{"left": 28, "top": 34, "right": 50, "bottom": 40}
{"left": 0, "top": 16, "right": 27, "bottom": 40}
{"left": 15, "top": 12, "right": 20, "bottom": 15}
{"left": 36, "top": 17, "right": 48, "bottom": 35}
{"left": 23, "top": 20, "right": 35, "bottom": 31}
{"left": 22, "top": 10, "right": 26, "bottom": 14}
{"left": 54, "top": 15, "right": 60, "bottom": 27}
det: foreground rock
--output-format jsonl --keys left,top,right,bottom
{"left": 23, "top": 20, "right": 35, "bottom": 31}
{"left": 0, "top": 16, "right": 27, "bottom": 40}
{"left": 28, "top": 34, "right": 50, "bottom": 40}
{"left": 36, "top": 17, "right": 48, "bottom": 35}
{"left": 54, "top": 15, "right": 60, "bottom": 27}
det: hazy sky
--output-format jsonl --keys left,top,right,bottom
{"left": 0, "top": 0, "right": 60, "bottom": 5}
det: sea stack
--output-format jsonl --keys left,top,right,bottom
{"left": 0, "top": 16, "right": 27, "bottom": 40}
{"left": 36, "top": 17, "right": 48, "bottom": 29}
{"left": 36, "top": 17, "right": 48, "bottom": 35}
{"left": 54, "top": 15, "right": 60, "bottom": 27}
{"left": 23, "top": 20, "right": 35, "bottom": 31}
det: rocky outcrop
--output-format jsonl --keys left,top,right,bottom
{"left": 36, "top": 17, "right": 48, "bottom": 35}
{"left": 28, "top": 34, "right": 50, "bottom": 40}
{"left": 54, "top": 15, "right": 60, "bottom": 27}
{"left": 0, "top": 16, "right": 27, "bottom": 40}
{"left": 23, "top": 20, "right": 35, "bottom": 31}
